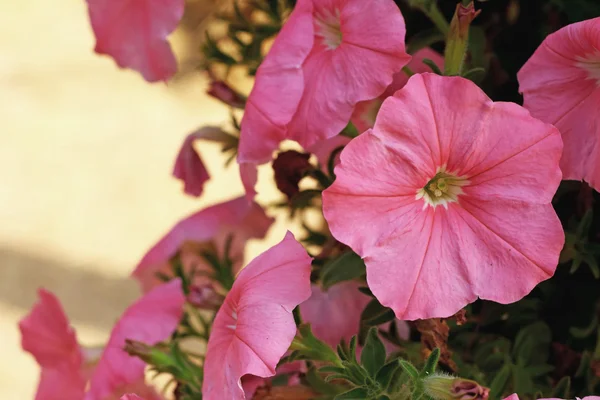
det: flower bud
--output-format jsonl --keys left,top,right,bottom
{"left": 424, "top": 373, "right": 490, "bottom": 400}
{"left": 444, "top": 1, "right": 481, "bottom": 76}
{"left": 207, "top": 80, "right": 246, "bottom": 109}
{"left": 187, "top": 283, "right": 225, "bottom": 311}
{"left": 272, "top": 150, "right": 313, "bottom": 200}
{"left": 123, "top": 339, "right": 173, "bottom": 368}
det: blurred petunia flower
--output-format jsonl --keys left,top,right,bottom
{"left": 19, "top": 280, "right": 185, "bottom": 400}
{"left": 300, "top": 281, "right": 370, "bottom": 348}
{"left": 518, "top": 17, "right": 600, "bottom": 191}
{"left": 172, "top": 127, "right": 237, "bottom": 197}
{"left": 202, "top": 232, "right": 312, "bottom": 399}
{"left": 132, "top": 197, "right": 273, "bottom": 292}
{"left": 323, "top": 73, "right": 564, "bottom": 320}
{"left": 85, "top": 0, "right": 183, "bottom": 82}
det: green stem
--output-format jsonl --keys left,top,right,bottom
{"left": 424, "top": 3, "right": 449, "bottom": 36}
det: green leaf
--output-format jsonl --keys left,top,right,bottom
{"left": 306, "top": 367, "right": 343, "bottom": 396}
{"left": 512, "top": 322, "right": 551, "bottom": 366}
{"left": 570, "top": 316, "right": 598, "bottom": 338}
{"left": 422, "top": 58, "right": 442, "bottom": 75}
{"left": 489, "top": 363, "right": 512, "bottom": 399}
{"left": 421, "top": 348, "right": 440, "bottom": 376}
{"left": 576, "top": 209, "right": 594, "bottom": 238}
{"left": 321, "top": 251, "right": 366, "bottom": 289}
{"left": 551, "top": 376, "right": 571, "bottom": 399}
{"left": 335, "top": 387, "right": 369, "bottom": 400}
{"left": 375, "top": 360, "right": 400, "bottom": 391}
{"left": 399, "top": 360, "right": 419, "bottom": 381}
{"left": 360, "top": 299, "right": 396, "bottom": 329}
{"left": 361, "top": 327, "right": 386, "bottom": 377}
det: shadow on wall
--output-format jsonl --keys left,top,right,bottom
{"left": 0, "top": 247, "right": 139, "bottom": 330}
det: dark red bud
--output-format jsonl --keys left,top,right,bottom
{"left": 272, "top": 150, "right": 313, "bottom": 200}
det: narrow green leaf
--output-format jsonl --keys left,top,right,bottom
{"left": 335, "top": 387, "right": 370, "bottom": 400}
{"left": 551, "top": 376, "right": 571, "bottom": 398}
{"left": 421, "top": 348, "right": 440, "bottom": 376}
{"left": 489, "top": 363, "right": 512, "bottom": 399}
{"left": 361, "top": 327, "right": 386, "bottom": 377}
{"left": 375, "top": 360, "right": 400, "bottom": 391}
{"left": 569, "top": 316, "right": 598, "bottom": 338}
{"left": 321, "top": 251, "right": 366, "bottom": 289}
{"left": 399, "top": 360, "right": 419, "bottom": 381}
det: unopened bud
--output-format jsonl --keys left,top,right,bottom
{"left": 444, "top": 1, "right": 481, "bottom": 76}
{"left": 124, "top": 339, "right": 173, "bottom": 368}
{"left": 187, "top": 283, "right": 225, "bottom": 311}
{"left": 272, "top": 150, "right": 313, "bottom": 200}
{"left": 424, "top": 374, "right": 489, "bottom": 400}
{"left": 207, "top": 80, "right": 246, "bottom": 109}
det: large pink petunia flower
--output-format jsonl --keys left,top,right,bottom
{"left": 132, "top": 197, "right": 273, "bottom": 292}
{"left": 85, "top": 0, "right": 184, "bottom": 82}
{"left": 20, "top": 280, "right": 185, "bottom": 400}
{"left": 202, "top": 232, "right": 312, "bottom": 399}
{"left": 323, "top": 73, "right": 564, "bottom": 320}
{"left": 237, "top": 0, "right": 410, "bottom": 165}
{"left": 518, "top": 17, "right": 600, "bottom": 191}
{"left": 351, "top": 47, "right": 445, "bottom": 133}
{"left": 300, "top": 281, "right": 370, "bottom": 348}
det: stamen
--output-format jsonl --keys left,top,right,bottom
{"left": 315, "top": 8, "right": 342, "bottom": 50}
{"left": 416, "top": 166, "right": 469, "bottom": 209}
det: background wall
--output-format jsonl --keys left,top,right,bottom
{"left": 0, "top": 0, "right": 284, "bottom": 397}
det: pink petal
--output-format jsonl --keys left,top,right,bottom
{"left": 132, "top": 197, "right": 273, "bottom": 292}
{"left": 503, "top": 395, "right": 519, "bottom": 400}
{"left": 86, "top": 0, "right": 184, "bottom": 82}
{"left": 323, "top": 73, "right": 564, "bottom": 320}
{"left": 300, "top": 281, "right": 370, "bottom": 347}
{"left": 35, "top": 366, "right": 86, "bottom": 400}
{"left": 306, "top": 135, "right": 351, "bottom": 170}
{"left": 238, "top": 0, "right": 410, "bottom": 164}
{"left": 239, "top": 162, "right": 259, "bottom": 200}
{"left": 237, "top": 0, "right": 315, "bottom": 164}
{"left": 173, "top": 127, "right": 230, "bottom": 197}
{"left": 202, "top": 232, "right": 312, "bottom": 400}
{"left": 85, "top": 279, "right": 185, "bottom": 400}
{"left": 518, "top": 17, "right": 600, "bottom": 191}
{"left": 351, "top": 48, "right": 444, "bottom": 132}
{"left": 121, "top": 396, "right": 144, "bottom": 400}
{"left": 286, "top": 0, "right": 410, "bottom": 148}
{"left": 19, "top": 289, "right": 82, "bottom": 369}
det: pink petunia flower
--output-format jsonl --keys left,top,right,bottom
{"left": 202, "top": 232, "right": 312, "bottom": 399}
{"left": 20, "top": 280, "right": 185, "bottom": 400}
{"left": 237, "top": 0, "right": 410, "bottom": 171}
{"left": 173, "top": 127, "right": 234, "bottom": 197}
{"left": 300, "top": 281, "right": 370, "bottom": 348}
{"left": 505, "top": 395, "right": 600, "bottom": 400}
{"left": 351, "top": 47, "right": 445, "bottom": 133}
{"left": 132, "top": 197, "right": 273, "bottom": 292}
{"left": 85, "top": 0, "right": 184, "bottom": 82}
{"left": 323, "top": 73, "right": 564, "bottom": 320}
{"left": 518, "top": 17, "right": 600, "bottom": 191}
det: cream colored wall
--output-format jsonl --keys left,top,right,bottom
{"left": 0, "top": 0, "right": 286, "bottom": 398}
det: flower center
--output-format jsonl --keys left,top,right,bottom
{"left": 577, "top": 51, "right": 600, "bottom": 85}
{"left": 416, "top": 166, "right": 469, "bottom": 208}
{"left": 315, "top": 8, "right": 342, "bottom": 50}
